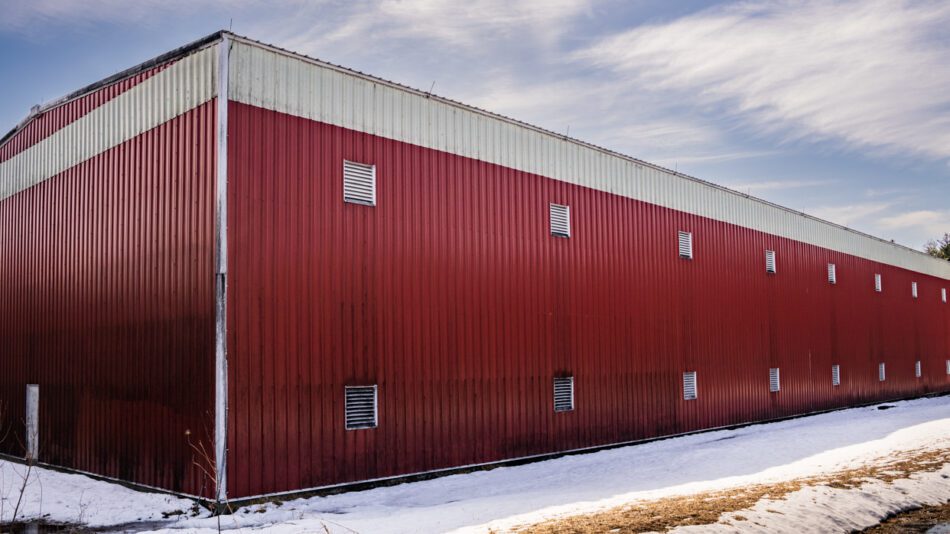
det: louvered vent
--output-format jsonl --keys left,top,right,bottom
{"left": 678, "top": 231, "right": 693, "bottom": 259}
{"left": 343, "top": 160, "right": 376, "bottom": 206}
{"left": 911, "top": 282, "right": 918, "bottom": 299}
{"left": 943, "top": 288, "right": 947, "bottom": 303}
{"left": 765, "top": 250, "right": 777, "bottom": 274}
{"left": 831, "top": 364, "right": 841, "bottom": 387}
{"left": 827, "top": 263, "right": 837, "bottom": 285}
{"left": 874, "top": 274, "right": 882, "bottom": 292}
{"left": 550, "top": 203, "right": 571, "bottom": 238}
{"left": 769, "top": 367, "right": 780, "bottom": 392}
{"left": 683, "top": 371, "right": 698, "bottom": 400}
{"left": 553, "top": 376, "right": 574, "bottom": 412}
{"left": 345, "top": 386, "right": 378, "bottom": 430}
{"left": 878, "top": 363, "right": 886, "bottom": 382}
{"left": 915, "top": 360, "right": 922, "bottom": 378}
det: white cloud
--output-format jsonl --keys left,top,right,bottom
{"left": 803, "top": 202, "right": 950, "bottom": 248}
{"left": 807, "top": 202, "right": 894, "bottom": 228}
{"left": 0, "top": 0, "right": 248, "bottom": 31}
{"left": 258, "top": 0, "right": 592, "bottom": 55}
{"left": 880, "top": 210, "right": 950, "bottom": 238}
{"left": 720, "top": 179, "right": 833, "bottom": 193}
{"left": 576, "top": 0, "right": 950, "bottom": 162}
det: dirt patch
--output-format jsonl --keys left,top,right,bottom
{"left": 515, "top": 448, "right": 950, "bottom": 533}
{"left": 860, "top": 500, "right": 950, "bottom": 533}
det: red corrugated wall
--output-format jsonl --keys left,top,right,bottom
{"left": 226, "top": 102, "right": 950, "bottom": 499}
{"left": 0, "top": 101, "right": 217, "bottom": 497}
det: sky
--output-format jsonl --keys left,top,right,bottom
{"left": 1, "top": 0, "right": 948, "bottom": 250}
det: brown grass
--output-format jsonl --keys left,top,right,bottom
{"left": 861, "top": 500, "right": 950, "bottom": 533}
{"left": 515, "top": 447, "right": 950, "bottom": 534}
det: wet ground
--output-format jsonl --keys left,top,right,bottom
{"left": 0, "top": 523, "right": 85, "bottom": 534}
{"left": 0, "top": 521, "right": 170, "bottom": 534}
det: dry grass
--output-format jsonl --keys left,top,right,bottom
{"left": 860, "top": 500, "right": 950, "bottom": 533}
{"left": 516, "top": 448, "right": 950, "bottom": 533}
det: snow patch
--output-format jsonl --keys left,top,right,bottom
{"left": 684, "top": 466, "right": 950, "bottom": 533}
{"left": 2, "top": 395, "right": 949, "bottom": 532}
{"left": 0, "top": 461, "right": 207, "bottom": 527}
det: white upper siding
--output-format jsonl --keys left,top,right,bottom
{"left": 227, "top": 37, "right": 950, "bottom": 280}
{"left": 0, "top": 44, "right": 217, "bottom": 202}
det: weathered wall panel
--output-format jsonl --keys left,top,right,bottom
{"left": 225, "top": 102, "right": 950, "bottom": 498}
{"left": 227, "top": 39, "right": 950, "bottom": 280}
{"left": 0, "top": 101, "right": 217, "bottom": 497}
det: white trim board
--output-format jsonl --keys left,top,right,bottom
{"left": 213, "top": 35, "right": 230, "bottom": 505}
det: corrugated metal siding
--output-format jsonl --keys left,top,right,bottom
{"left": 0, "top": 45, "right": 217, "bottom": 202}
{"left": 225, "top": 102, "right": 950, "bottom": 498}
{"left": 227, "top": 39, "right": 950, "bottom": 280}
{"left": 0, "top": 63, "right": 172, "bottom": 164}
{"left": 0, "top": 103, "right": 217, "bottom": 497}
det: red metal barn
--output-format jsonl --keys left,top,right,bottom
{"left": 1, "top": 32, "right": 948, "bottom": 502}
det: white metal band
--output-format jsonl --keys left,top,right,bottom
{"left": 0, "top": 45, "right": 217, "bottom": 201}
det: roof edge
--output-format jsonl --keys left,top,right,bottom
{"left": 0, "top": 30, "right": 227, "bottom": 148}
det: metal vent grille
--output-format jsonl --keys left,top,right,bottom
{"left": 678, "top": 231, "right": 693, "bottom": 259}
{"left": 831, "top": 364, "right": 840, "bottom": 386}
{"left": 683, "top": 371, "right": 698, "bottom": 400}
{"left": 343, "top": 160, "right": 376, "bottom": 206}
{"left": 915, "top": 360, "right": 921, "bottom": 378}
{"left": 553, "top": 376, "right": 574, "bottom": 412}
{"left": 911, "top": 282, "right": 918, "bottom": 299}
{"left": 345, "top": 386, "right": 378, "bottom": 430}
{"left": 879, "top": 363, "right": 886, "bottom": 382}
{"left": 550, "top": 203, "right": 571, "bottom": 238}
{"left": 874, "top": 274, "right": 882, "bottom": 292}
{"left": 765, "top": 250, "right": 777, "bottom": 274}
{"left": 827, "top": 263, "right": 837, "bottom": 285}
{"left": 769, "top": 367, "right": 780, "bottom": 392}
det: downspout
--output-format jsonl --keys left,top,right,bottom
{"left": 214, "top": 32, "right": 230, "bottom": 508}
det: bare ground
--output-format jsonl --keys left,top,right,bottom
{"left": 860, "top": 501, "right": 950, "bottom": 533}
{"left": 513, "top": 447, "right": 950, "bottom": 533}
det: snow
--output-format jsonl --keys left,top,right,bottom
{"left": 0, "top": 462, "right": 207, "bottom": 527}
{"left": 676, "top": 466, "right": 950, "bottom": 533}
{"left": 1, "top": 395, "right": 948, "bottom": 532}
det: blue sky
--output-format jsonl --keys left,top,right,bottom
{"left": 1, "top": 0, "right": 948, "bottom": 249}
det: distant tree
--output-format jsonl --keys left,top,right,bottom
{"left": 925, "top": 233, "right": 950, "bottom": 260}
